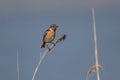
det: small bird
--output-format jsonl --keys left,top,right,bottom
{"left": 41, "top": 24, "right": 58, "bottom": 48}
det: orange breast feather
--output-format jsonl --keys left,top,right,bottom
{"left": 44, "top": 31, "right": 55, "bottom": 43}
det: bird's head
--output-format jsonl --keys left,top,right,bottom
{"left": 49, "top": 24, "right": 58, "bottom": 31}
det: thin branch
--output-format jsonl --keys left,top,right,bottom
{"left": 32, "top": 34, "right": 66, "bottom": 80}
{"left": 92, "top": 8, "right": 100, "bottom": 80}
{"left": 17, "top": 48, "right": 19, "bottom": 80}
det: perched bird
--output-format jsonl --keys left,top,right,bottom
{"left": 41, "top": 24, "right": 58, "bottom": 48}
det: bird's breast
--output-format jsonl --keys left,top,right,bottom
{"left": 44, "top": 31, "right": 55, "bottom": 43}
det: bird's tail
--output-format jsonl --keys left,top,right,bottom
{"left": 41, "top": 42, "right": 46, "bottom": 48}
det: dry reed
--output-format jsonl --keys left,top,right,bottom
{"left": 17, "top": 48, "right": 19, "bottom": 80}
{"left": 32, "top": 34, "right": 66, "bottom": 80}
{"left": 92, "top": 8, "right": 101, "bottom": 80}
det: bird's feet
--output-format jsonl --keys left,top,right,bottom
{"left": 47, "top": 45, "right": 51, "bottom": 51}
{"left": 51, "top": 42, "right": 56, "bottom": 46}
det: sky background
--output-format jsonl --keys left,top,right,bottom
{"left": 0, "top": 0, "right": 120, "bottom": 80}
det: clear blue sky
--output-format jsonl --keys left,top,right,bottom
{"left": 0, "top": 0, "right": 120, "bottom": 80}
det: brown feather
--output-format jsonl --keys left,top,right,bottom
{"left": 41, "top": 24, "right": 58, "bottom": 48}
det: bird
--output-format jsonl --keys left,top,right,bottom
{"left": 41, "top": 24, "right": 58, "bottom": 48}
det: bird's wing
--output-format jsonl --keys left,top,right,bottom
{"left": 42, "top": 29, "right": 50, "bottom": 41}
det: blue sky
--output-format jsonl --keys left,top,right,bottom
{"left": 0, "top": 0, "right": 120, "bottom": 80}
